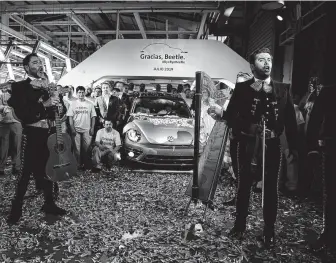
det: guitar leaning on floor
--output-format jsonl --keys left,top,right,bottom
{"left": 45, "top": 85, "right": 78, "bottom": 182}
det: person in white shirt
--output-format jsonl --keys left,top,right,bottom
{"left": 67, "top": 86, "right": 96, "bottom": 169}
{"left": 0, "top": 81, "right": 22, "bottom": 175}
{"left": 92, "top": 119, "right": 121, "bottom": 172}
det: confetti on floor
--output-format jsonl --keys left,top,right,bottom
{"left": 0, "top": 164, "right": 335, "bottom": 263}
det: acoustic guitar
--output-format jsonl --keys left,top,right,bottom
{"left": 45, "top": 86, "right": 77, "bottom": 182}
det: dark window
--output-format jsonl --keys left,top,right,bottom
{"left": 132, "top": 97, "right": 191, "bottom": 118}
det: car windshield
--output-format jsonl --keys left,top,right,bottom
{"left": 132, "top": 97, "right": 191, "bottom": 118}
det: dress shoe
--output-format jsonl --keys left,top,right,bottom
{"left": 7, "top": 201, "right": 23, "bottom": 225}
{"left": 228, "top": 226, "right": 245, "bottom": 240}
{"left": 258, "top": 228, "right": 275, "bottom": 249}
{"left": 41, "top": 203, "right": 67, "bottom": 216}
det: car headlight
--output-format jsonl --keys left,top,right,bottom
{"left": 127, "top": 129, "right": 141, "bottom": 142}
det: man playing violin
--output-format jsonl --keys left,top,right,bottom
{"left": 5, "top": 53, "right": 67, "bottom": 224}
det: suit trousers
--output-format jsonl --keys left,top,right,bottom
{"left": 0, "top": 122, "right": 22, "bottom": 171}
{"left": 13, "top": 126, "right": 54, "bottom": 204}
{"left": 321, "top": 140, "right": 336, "bottom": 246}
{"left": 235, "top": 136, "right": 282, "bottom": 230}
{"left": 74, "top": 131, "right": 92, "bottom": 167}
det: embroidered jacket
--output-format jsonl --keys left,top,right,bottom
{"left": 7, "top": 78, "right": 65, "bottom": 125}
{"left": 223, "top": 78, "right": 298, "bottom": 152}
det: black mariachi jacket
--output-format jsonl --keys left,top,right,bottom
{"left": 306, "top": 86, "right": 336, "bottom": 152}
{"left": 7, "top": 78, "right": 65, "bottom": 125}
{"left": 223, "top": 78, "right": 298, "bottom": 152}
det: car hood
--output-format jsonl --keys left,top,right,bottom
{"left": 131, "top": 115, "right": 194, "bottom": 145}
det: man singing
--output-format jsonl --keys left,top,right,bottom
{"left": 5, "top": 53, "right": 67, "bottom": 224}
{"left": 306, "top": 84, "right": 336, "bottom": 253}
{"left": 210, "top": 48, "right": 298, "bottom": 248}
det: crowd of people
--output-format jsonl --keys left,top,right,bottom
{"left": 0, "top": 57, "right": 198, "bottom": 178}
{"left": 0, "top": 49, "right": 334, "bottom": 254}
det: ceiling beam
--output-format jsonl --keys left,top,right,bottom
{"left": 0, "top": 22, "right": 33, "bottom": 41}
{"left": 197, "top": 13, "right": 208, "bottom": 39}
{"left": 39, "top": 30, "right": 198, "bottom": 36}
{"left": 9, "top": 15, "right": 53, "bottom": 42}
{"left": 147, "top": 15, "right": 199, "bottom": 31}
{"left": 0, "top": 2, "right": 219, "bottom": 15}
{"left": 133, "top": 12, "right": 147, "bottom": 39}
{"left": 67, "top": 13, "right": 100, "bottom": 45}
{"left": 0, "top": 48, "right": 14, "bottom": 80}
{"left": 32, "top": 21, "right": 77, "bottom": 26}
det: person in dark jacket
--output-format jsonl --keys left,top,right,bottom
{"left": 210, "top": 47, "right": 298, "bottom": 249}
{"left": 5, "top": 53, "right": 67, "bottom": 224}
{"left": 306, "top": 84, "right": 336, "bottom": 254}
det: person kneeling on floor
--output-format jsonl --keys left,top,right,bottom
{"left": 92, "top": 119, "right": 121, "bottom": 172}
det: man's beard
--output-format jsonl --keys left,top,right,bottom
{"left": 30, "top": 70, "right": 40, "bottom": 79}
{"left": 254, "top": 69, "right": 270, "bottom": 80}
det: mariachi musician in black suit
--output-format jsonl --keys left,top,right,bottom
{"left": 5, "top": 53, "right": 67, "bottom": 224}
{"left": 306, "top": 84, "right": 336, "bottom": 253}
{"left": 209, "top": 47, "right": 298, "bottom": 248}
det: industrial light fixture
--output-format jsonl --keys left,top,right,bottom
{"left": 277, "top": 15, "right": 283, "bottom": 21}
{"left": 261, "top": 1, "right": 285, "bottom": 11}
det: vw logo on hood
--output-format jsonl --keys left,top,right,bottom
{"left": 167, "top": 136, "right": 174, "bottom": 142}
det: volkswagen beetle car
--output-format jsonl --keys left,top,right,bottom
{"left": 122, "top": 91, "right": 206, "bottom": 167}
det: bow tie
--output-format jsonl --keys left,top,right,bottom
{"left": 250, "top": 80, "right": 272, "bottom": 93}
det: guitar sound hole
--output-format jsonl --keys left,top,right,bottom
{"left": 55, "top": 143, "right": 65, "bottom": 154}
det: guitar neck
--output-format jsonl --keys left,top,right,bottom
{"left": 54, "top": 107, "right": 63, "bottom": 143}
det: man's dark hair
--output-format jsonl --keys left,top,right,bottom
{"left": 167, "top": 84, "right": 173, "bottom": 93}
{"left": 177, "top": 84, "right": 183, "bottom": 93}
{"left": 155, "top": 84, "right": 161, "bottom": 91}
{"left": 248, "top": 47, "right": 273, "bottom": 65}
{"left": 129, "top": 82, "right": 135, "bottom": 91}
{"left": 76, "top": 86, "right": 86, "bottom": 92}
{"left": 114, "top": 81, "right": 124, "bottom": 88}
{"left": 183, "top": 83, "right": 190, "bottom": 89}
{"left": 140, "top": 83, "right": 145, "bottom": 92}
{"left": 95, "top": 86, "right": 102, "bottom": 92}
{"left": 101, "top": 82, "right": 111, "bottom": 88}
{"left": 113, "top": 88, "right": 121, "bottom": 92}
{"left": 23, "top": 53, "right": 39, "bottom": 68}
